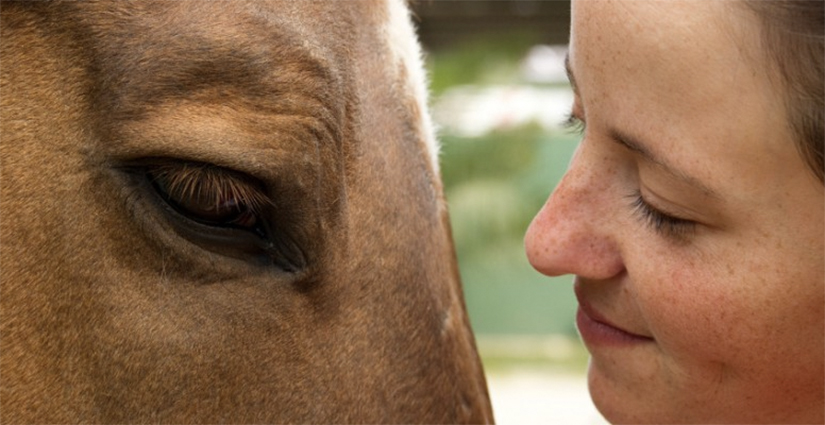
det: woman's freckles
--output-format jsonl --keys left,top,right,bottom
{"left": 526, "top": 0, "right": 824, "bottom": 422}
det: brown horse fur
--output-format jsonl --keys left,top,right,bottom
{"left": 0, "top": 1, "right": 494, "bottom": 423}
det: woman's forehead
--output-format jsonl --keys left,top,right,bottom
{"left": 568, "top": 0, "right": 801, "bottom": 201}
{"left": 569, "top": 0, "right": 753, "bottom": 90}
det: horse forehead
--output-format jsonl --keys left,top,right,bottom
{"left": 83, "top": 1, "right": 361, "bottom": 43}
{"left": 81, "top": 1, "right": 356, "bottom": 98}
{"left": 78, "top": 0, "right": 417, "bottom": 102}
{"left": 78, "top": 0, "right": 439, "bottom": 172}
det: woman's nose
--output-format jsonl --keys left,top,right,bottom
{"left": 524, "top": 146, "right": 625, "bottom": 280}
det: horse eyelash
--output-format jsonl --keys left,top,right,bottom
{"left": 148, "top": 162, "right": 274, "bottom": 213}
{"left": 628, "top": 192, "right": 696, "bottom": 240}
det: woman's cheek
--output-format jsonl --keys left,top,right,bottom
{"left": 634, "top": 249, "right": 741, "bottom": 362}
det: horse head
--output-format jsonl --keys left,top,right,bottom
{"left": 0, "top": 1, "right": 493, "bottom": 422}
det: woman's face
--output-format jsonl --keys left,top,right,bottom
{"left": 524, "top": 0, "right": 824, "bottom": 423}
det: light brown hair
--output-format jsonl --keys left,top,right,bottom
{"left": 744, "top": 0, "right": 824, "bottom": 183}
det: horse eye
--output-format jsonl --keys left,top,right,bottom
{"left": 146, "top": 163, "right": 269, "bottom": 233}
{"left": 134, "top": 160, "right": 304, "bottom": 271}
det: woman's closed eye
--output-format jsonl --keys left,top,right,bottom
{"left": 628, "top": 191, "right": 697, "bottom": 241}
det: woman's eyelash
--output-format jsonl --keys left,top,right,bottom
{"left": 628, "top": 192, "right": 696, "bottom": 240}
{"left": 562, "top": 112, "right": 586, "bottom": 135}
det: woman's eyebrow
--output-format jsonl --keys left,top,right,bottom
{"left": 609, "top": 127, "right": 721, "bottom": 199}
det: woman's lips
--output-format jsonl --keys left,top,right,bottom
{"left": 575, "top": 301, "right": 655, "bottom": 346}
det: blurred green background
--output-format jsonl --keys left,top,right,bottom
{"left": 420, "top": 23, "right": 580, "bottom": 346}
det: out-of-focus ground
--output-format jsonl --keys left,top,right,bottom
{"left": 487, "top": 370, "right": 606, "bottom": 425}
{"left": 478, "top": 336, "right": 607, "bottom": 424}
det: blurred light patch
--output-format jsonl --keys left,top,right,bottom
{"left": 521, "top": 44, "right": 569, "bottom": 84}
{"left": 433, "top": 85, "right": 574, "bottom": 137}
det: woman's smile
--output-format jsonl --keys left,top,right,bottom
{"left": 575, "top": 305, "right": 654, "bottom": 347}
{"left": 574, "top": 284, "right": 654, "bottom": 347}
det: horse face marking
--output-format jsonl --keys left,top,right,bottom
{"left": 385, "top": 0, "right": 440, "bottom": 175}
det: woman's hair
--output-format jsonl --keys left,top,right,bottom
{"left": 743, "top": 0, "right": 824, "bottom": 183}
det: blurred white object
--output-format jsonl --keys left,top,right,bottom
{"left": 522, "top": 45, "right": 569, "bottom": 84}
{"left": 487, "top": 370, "right": 608, "bottom": 425}
{"left": 431, "top": 44, "right": 574, "bottom": 138}
{"left": 432, "top": 85, "right": 574, "bottom": 137}
{"left": 477, "top": 336, "right": 607, "bottom": 425}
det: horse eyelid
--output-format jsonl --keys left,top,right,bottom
{"left": 146, "top": 161, "right": 275, "bottom": 214}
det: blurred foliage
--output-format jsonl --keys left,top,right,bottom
{"left": 426, "top": 31, "right": 545, "bottom": 96}
{"left": 427, "top": 34, "right": 581, "bottom": 337}
{"left": 441, "top": 124, "right": 578, "bottom": 256}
